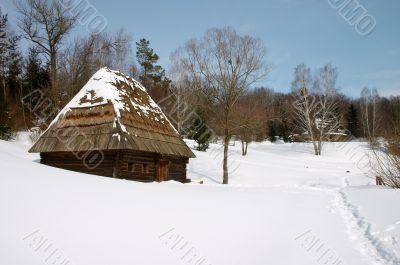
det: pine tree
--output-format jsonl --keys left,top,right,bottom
{"left": 6, "top": 34, "right": 23, "bottom": 100}
{"left": 25, "top": 47, "right": 50, "bottom": 90}
{"left": 22, "top": 47, "right": 50, "bottom": 127}
{"left": 0, "top": 9, "right": 8, "bottom": 99}
{"left": 191, "top": 117, "right": 211, "bottom": 151}
{"left": 135, "top": 38, "right": 171, "bottom": 101}
{"left": 268, "top": 122, "right": 277, "bottom": 142}
{"left": 280, "top": 120, "right": 291, "bottom": 143}
{"left": 348, "top": 103, "right": 359, "bottom": 137}
{"left": 136, "top": 38, "right": 159, "bottom": 77}
{"left": 0, "top": 9, "right": 12, "bottom": 139}
{"left": 0, "top": 85, "right": 11, "bottom": 139}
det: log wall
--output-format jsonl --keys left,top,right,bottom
{"left": 164, "top": 156, "right": 189, "bottom": 182}
{"left": 119, "top": 150, "right": 157, "bottom": 182}
{"left": 40, "top": 151, "right": 116, "bottom": 177}
{"left": 40, "top": 149, "right": 189, "bottom": 183}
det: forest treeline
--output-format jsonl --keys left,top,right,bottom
{"left": 0, "top": 1, "right": 398, "bottom": 185}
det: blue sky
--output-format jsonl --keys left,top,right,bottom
{"left": 3, "top": 0, "right": 400, "bottom": 97}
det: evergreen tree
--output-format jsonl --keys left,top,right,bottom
{"left": 191, "top": 117, "right": 211, "bottom": 151}
{"left": 6, "top": 34, "right": 23, "bottom": 100}
{"left": 0, "top": 62, "right": 11, "bottom": 139}
{"left": 268, "top": 122, "right": 277, "bottom": 142}
{"left": 135, "top": 38, "right": 171, "bottom": 101}
{"left": 136, "top": 38, "right": 159, "bottom": 78}
{"left": 0, "top": 9, "right": 8, "bottom": 98}
{"left": 348, "top": 103, "right": 359, "bottom": 137}
{"left": 0, "top": 9, "right": 21, "bottom": 100}
{"left": 22, "top": 47, "right": 50, "bottom": 127}
{"left": 24, "top": 47, "right": 49, "bottom": 90}
{"left": 280, "top": 120, "right": 291, "bottom": 143}
{"left": 0, "top": 87, "right": 11, "bottom": 139}
{"left": 0, "top": 9, "right": 12, "bottom": 139}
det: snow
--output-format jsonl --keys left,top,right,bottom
{"left": 65, "top": 68, "right": 147, "bottom": 115}
{"left": 1, "top": 136, "right": 400, "bottom": 265}
{"left": 43, "top": 67, "right": 177, "bottom": 137}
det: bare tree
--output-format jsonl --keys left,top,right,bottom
{"left": 291, "top": 63, "right": 343, "bottom": 155}
{"left": 291, "top": 64, "right": 320, "bottom": 154}
{"left": 57, "top": 29, "right": 133, "bottom": 105}
{"left": 90, "top": 30, "right": 133, "bottom": 72}
{"left": 233, "top": 90, "right": 266, "bottom": 155}
{"left": 167, "top": 66, "right": 209, "bottom": 136}
{"left": 172, "top": 27, "right": 269, "bottom": 184}
{"left": 360, "top": 87, "right": 380, "bottom": 144}
{"left": 313, "top": 64, "right": 343, "bottom": 154}
{"left": 58, "top": 35, "right": 97, "bottom": 101}
{"left": 365, "top": 95, "right": 400, "bottom": 188}
{"left": 15, "top": 0, "right": 78, "bottom": 96}
{"left": 167, "top": 79, "right": 198, "bottom": 135}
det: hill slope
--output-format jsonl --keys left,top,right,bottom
{"left": 1, "top": 137, "right": 399, "bottom": 265}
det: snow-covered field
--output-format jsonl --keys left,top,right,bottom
{"left": 1, "top": 135, "right": 400, "bottom": 265}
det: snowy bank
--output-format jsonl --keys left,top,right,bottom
{"left": 0, "top": 138, "right": 399, "bottom": 265}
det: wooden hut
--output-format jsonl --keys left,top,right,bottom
{"left": 29, "top": 67, "right": 195, "bottom": 183}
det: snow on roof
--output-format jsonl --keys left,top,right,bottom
{"left": 49, "top": 67, "right": 176, "bottom": 133}
{"left": 65, "top": 68, "right": 160, "bottom": 117}
{"left": 29, "top": 68, "right": 195, "bottom": 157}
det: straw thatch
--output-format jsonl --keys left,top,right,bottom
{"left": 29, "top": 68, "right": 195, "bottom": 158}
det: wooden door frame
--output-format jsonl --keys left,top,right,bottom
{"left": 156, "top": 159, "right": 169, "bottom": 182}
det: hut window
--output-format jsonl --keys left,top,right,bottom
{"left": 128, "top": 162, "right": 133, "bottom": 172}
{"left": 128, "top": 163, "right": 150, "bottom": 174}
{"left": 132, "top": 164, "right": 143, "bottom": 173}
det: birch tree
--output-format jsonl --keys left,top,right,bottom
{"left": 291, "top": 64, "right": 320, "bottom": 154}
{"left": 313, "top": 64, "right": 343, "bottom": 155}
{"left": 360, "top": 87, "right": 379, "bottom": 144}
{"left": 291, "top": 63, "right": 343, "bottom": 155}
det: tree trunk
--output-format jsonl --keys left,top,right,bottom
{"left": 311, "top": 139, "right": 319, "bottom": 156}
{"left": 317, "top": 140, "right": 322, "bottom": 156}
{"left": 309, "top": 132, "right": 319, "bottom": 156}
{"left": 2, "top": 78, "right": 7, "bottom": 103}
{"left": 317, "top": 131, "right": 323, "bottom": 155}
{"left": 241, "top": 140, "right": 249, "bottom": 156}
{"left": 50, "top": 50, "right": 57, "bottom": 92}
{"left": 223, "top": 128, "right": 229, "bottom": 184}
{"left": 19, "top": 81, "right": 28, "bottom": 130}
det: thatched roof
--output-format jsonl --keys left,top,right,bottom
{"left": 29, "top": 67, "right": 195, "bottom": 158}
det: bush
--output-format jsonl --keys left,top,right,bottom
{"left": 268, "top": 122, "right": 276, "bottom": 142}
{"left": 372, "top": 136, "right": 400, "bottom": 188}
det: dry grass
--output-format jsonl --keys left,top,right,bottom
{"left": 371, "top": 131, "right": 400, "bottom": 188}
